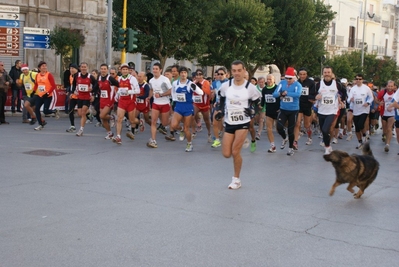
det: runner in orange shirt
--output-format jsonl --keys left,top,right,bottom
{"left": 191, "top": 69, "right": 212, "bottom": 142}
{"left": 32, "top": 61, "right": 57, "bottom": 130}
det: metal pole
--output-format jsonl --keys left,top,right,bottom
{"left": 107, "top": 0, "right": 113, "bottom": 67}
{"left": 361, "top": 0, "right": 367, "bottom": 73}
{"left": 121, "top": 0, "right": 127, "bottom": 63}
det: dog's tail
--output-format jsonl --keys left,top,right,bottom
{"left": 362, "top": 142, "right": 373, "bottom": 157}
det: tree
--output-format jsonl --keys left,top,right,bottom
{"left": 49, "top": 26, "right": 85, "bottom": 69}
{"left": 112, "top": 0, "right": 214, "bottom": 68}
{"left": 324, "top": 53, "right": 355, "bottom": 80}
{"left": 198, "top": 0, "right": 275, "bottom": 77}
{"left": 261, "top": 0, "right": 335, "bottom": 73}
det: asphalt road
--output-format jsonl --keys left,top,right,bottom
{"left": 1, "top": 113, "right": 398, "bottom": 267}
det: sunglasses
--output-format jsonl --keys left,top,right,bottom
{"left": 286, "top": 77, "right": 293, "bottom": 80}
{"left": 355, "top": 78, "right": 363, "bottom": 80}
{"left": 217, "top": 73, "right": 225, "bottom": 75}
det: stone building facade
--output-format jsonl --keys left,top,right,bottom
{"left": 0, "top": 0, "right": 108, "bottom": 83}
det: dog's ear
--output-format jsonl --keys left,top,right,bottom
{"left": 323, "top": 154, "right": 332, "bottom": 161}
{"left": 324, "top": 150, "right": 349, "bottom": 162}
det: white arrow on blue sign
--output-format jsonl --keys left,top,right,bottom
{"left": 23, "top": 33, "right": 51, "bottom": 50}
{"left": 0, "top": 19, "right": 19, "bottom": 27}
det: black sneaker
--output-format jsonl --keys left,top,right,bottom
{"left": 30, "top": 118, "right": 37, "bottom": 125}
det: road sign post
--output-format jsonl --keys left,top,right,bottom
{"left": 23, "top": 27, "right": 51, "bottom": 50}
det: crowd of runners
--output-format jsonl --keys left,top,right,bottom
{"left": 1, "top": 59, "right": 398, "bottom": 189}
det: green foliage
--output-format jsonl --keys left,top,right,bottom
{"left": 49, "top": 26, "right": 85, "bottom": 56}
{"left": 112, "top": 0, "right": 213, "bottom": 68}
{"left": 325, "top": 51, "right": 399, "bottom": 87}
{"left": 261, "top": 0, "right": 335, "bottom": 73}
{"left": 324, "top": 53, "right": 355, "bottom": 80}
{"left": 198, "top": 0, "right": 275, "bottom": 76}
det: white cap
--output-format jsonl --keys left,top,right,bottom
{"left": 120, "top": 63, "right": 129, "bottom": 69}
{"left": 340, "top": 78, "right": 348, "bottom": 84}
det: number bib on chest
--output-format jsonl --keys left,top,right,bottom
{"left": 25, "top": 83, "right": 32, "bottom": 90}
{"left": 265, "top": 95, "right": 276, "bottom": 103}
{"left": 322, "top": 96, "right": 335, "bottom": 105}
{"left": 176, "top": 93, "right": 186, "bottom": 102}
{"left": 355, "top": 98, "right": 363, "bottom": 105}
{"left": 136, "top": 98, "right": 144, "bottom": 104}
{"left": 193, "top": 95, "right": 202, "bottom": 103}
{"left": 282, "top": 96, "right": 293, "bottom": 102}
{"left": 119, "top": 87, "right": 129, "bottom": 96}
{"left": 78, "top": 84, "right": 89, "bottom": 92}
{"left": 301, "top": 87, "right": 309, "bottom": 96}
{"left": 227, "top": 109, "right": 245, "bottom": 124}
{"left": 100, "top": 90, "right": 108, "bottom": 98}
{"left": 38, "top": 85, "right": 45, "bottom": 92}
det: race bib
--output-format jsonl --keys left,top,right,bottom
{"left": 38, "top": 85, "right": 45, "bottom": 92}
{"left": 282, "top": 96, "right": 293, "bottom": 102}
{"left": 119, "top": 87, "right": 128, "bottom": 96}
{"left": 301, "top": 87, "right": 309, "bottom": 96}
{"left": 25, "top": 83, "right": 32, "bottom": 90}
{"left": 136, "top": 98, "right": 144, "bottom": 104}
{"left": 322, "top": 96, "right": 335, "bottom": 105}
{"left": 78, "top": 84, "right": 89, "bottom": 92}
{"left": 100, "top": 90, "right": 108, "bottom": 98}
{"left": 227, "top": 109, "right": 245, "bottom": 124}
{"left": 265, "top": 95, "right": 276, "bottom": 103}
{"left": 355, "top": 98, "right": 363, "bottom": 105}
{"left": 193, "top": 95, "right": 202, "bottom": 103}
{"left": 176, "top": 93, "right": 186, "bottom": 102}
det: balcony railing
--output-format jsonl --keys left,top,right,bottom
{"left": 371, "top": 45, "right": 385, "bottom": 55}
{"left": 360, "top": 13, "right": 381, "bottom": 23}
{"left": 330, "top": 35, "right": 344, "bottom": 46}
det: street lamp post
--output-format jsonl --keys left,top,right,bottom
{"left": 361, "top": 0, "right": 367, "bottom": 73}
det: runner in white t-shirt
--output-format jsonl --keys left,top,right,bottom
{"left": 147, "top": 63, "right": 172, "bottom": 148}
{"left": 215, "top": 60, "right": 261, "bottom": 190}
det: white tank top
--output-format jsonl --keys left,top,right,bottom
{"left": 317, "top": 80, "right": 339, "bottom": 115}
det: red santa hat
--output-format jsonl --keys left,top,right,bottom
{"left": 285, "top": 67, "right": 296, "bottom": 79}
{"left": 21, "top": 64, "right": 29, "bottom": 71}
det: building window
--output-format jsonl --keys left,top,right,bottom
{"left": 390, "top": 15, "right": 394, "bottom": 29}
{"left": 348, "top": 26, "right": 355, "bottom": 48}
{"left": 330, "top": 22, "right": 336, "bottom": 45}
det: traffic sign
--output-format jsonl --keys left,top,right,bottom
{"left": 0, "top": 42, "right": 18, "bottom": 49}
{"left": 23, "top": 27, "right": 50, "bottom": 35}
{"left": 24, "top": 34, "right": 49, "bottom": 42}
{"left": 0, "top": 12, "right": 19, "bottom": 20}
{"left": 0, "top": 5, "right": 20, "bottom": 13}
{"left": 0, "top": 49, "right": 19, "bottom": 56}
{"left": 23, "top": 42, "right": 50, "bottom": 49}
{"left": 0, "top": 19, "right": 19, "bottom": 28}
{"left": 0, "top": 35, "right": 18, "bottom": 42}
{"left": 0, "top": 27, "right": 19, "bottom": 35}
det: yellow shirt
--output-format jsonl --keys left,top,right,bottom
{"left": 20, "top": 71, "right": 37, "bottom": 97}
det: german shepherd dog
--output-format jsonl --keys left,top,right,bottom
{"left": 323, "top": 142, "right": 379, "bottom": 199}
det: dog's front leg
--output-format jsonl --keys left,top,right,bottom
{"left": 346, "top": 181, "right": 357, "bottom": 194}
{"left": 329, "top": 181, "right": 341, "bottom": 196}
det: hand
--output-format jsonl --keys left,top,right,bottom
{"left": 350, "top": 97, "right": 354, "bottom": 102}
{"left": 362, "top": 103, "right": 369, "bottom": 107}
{"left": 244, "top": 107, "right": 255, "bottom": 118}
{"left": 215, "top": 111, "right": 224, "bottom": 121}
{"left": 155, "top": 93, "right": 161, "bottom": 98}
{"left": 5, "top": 81, "right": 9, "bottom": 86}
{"left": 315, "top": 94, "right": 322, "bottom": 100}
{"left": 42, "top": 93, "right": 49, "bottom": 98}
{"left": 190, "top": 83, "right": 197, "bottom": 91}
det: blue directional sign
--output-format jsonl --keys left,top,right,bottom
{"left": 23, "top": 41, "right": 50, "bottom": 49}
{"left": 0, "top": 19, "right": 19, "bottom": 28}
{"left": 24, "top": 34, "right": 50, "bottom": 42}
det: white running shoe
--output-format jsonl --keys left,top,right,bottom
{"left": 76, "top": 129, "right": 83, "bottom": 136}
{"left": 332, "top": 137, "right": 338, "bottom": 144}
{"left": 105, "top": 132, "right": 114, "bottom": 140}
{"left": 207, "top": 134, "right": 212, "bottom": 143}
{"left": 228, "top": 177, "right": 241, "bottom": 190}
{"left": 34, "top": 125, "right": 43, "bottom": 131}
{"left": 242, "top": 137, "right": 250, "bottom": 149}
{"left": 346, "top": 133, "right": 353, "bottom": 141}
{"left": 287, "top": 148, "right": 294, "bottom": 156}
{"left": 179, "top": 131, "right": 185, "bottom": 141}
{"left": 384, "top": 144, "right": 389, "bottom": 152}
{"left": 66, "top": 126, "right": 76, "bottom": 133}
{"left": 185, "top": 143, "right": 193, "bottom": 152}
{"left": 305, "top": 138, "right": 312, "bottom": 145}
{"left": 324, "top": 146, "right": 333, "bottom": 155}
{"left": 320, "top": 141, "right": 325, "bottom": 147}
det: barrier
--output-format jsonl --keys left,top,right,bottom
{"left": 4, "top": 85, "right": 66, "bottom": 111}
